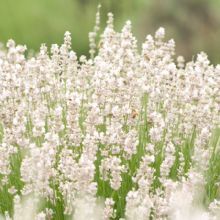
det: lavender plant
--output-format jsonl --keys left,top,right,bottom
{"left": 0, "top": 12, "right": 219, "bottom": 220}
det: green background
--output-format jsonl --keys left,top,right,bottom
{"left": 0, "top": 0, "right": 220, "bottom": 63}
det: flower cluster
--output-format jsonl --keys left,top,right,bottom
{"left": 0, "top": 13, "right": 219, "bottom": 220}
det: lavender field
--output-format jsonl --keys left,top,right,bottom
{"left": 0, "top": 11, "right": 220, "bottom": 220}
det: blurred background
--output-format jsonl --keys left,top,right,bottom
{"left": 0, "top": 0, "right": 220, "bottom": 64}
